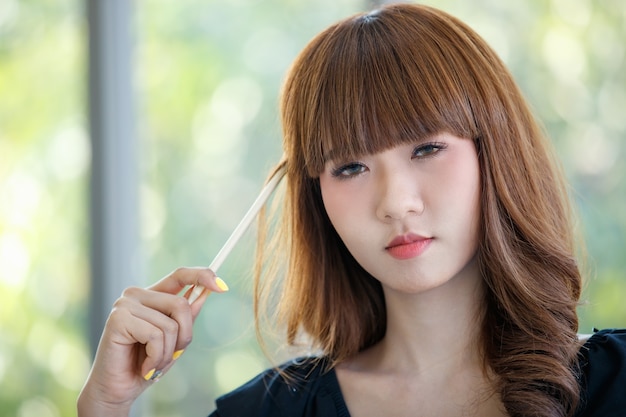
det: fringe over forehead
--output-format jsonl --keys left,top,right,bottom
{"left": 280, "top": 4, "right": 496, "bottom": 177}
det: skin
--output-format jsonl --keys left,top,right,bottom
{"left": 319, "top": 132, "right": 481, "bottom": 295}
{"left": 78, "top": 132, "right": 504, "bottom": 416}
{"left": 77, "top": 268, "right": 227, "bottom": 417}
{"left": 319, "top": 132, "right": 506, "bottom": 416}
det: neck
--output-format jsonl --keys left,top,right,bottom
{"left": 375, "top": 257, "right": 486, "bottom": 376}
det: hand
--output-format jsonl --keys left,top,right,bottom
{"left": 77, "top": 267, "right": 228, "bottom": 417}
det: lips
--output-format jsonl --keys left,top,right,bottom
{"left": 385, "top": 233, "right": 432, "bottom": 260}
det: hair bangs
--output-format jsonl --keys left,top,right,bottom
{"left": 299, "top": 8, "right": 481, "bottom": 176}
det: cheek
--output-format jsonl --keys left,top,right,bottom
{"left": 448, "top": 146, "right": 480, "bottom": 203}
{"left": 435, "top": 153, "right": 481, "bottom": 239}
{"left": 319, "top": 175, "right": 364, "bottom": 239}
{"left": 451, "top": 171, "right": 480, "bottom": 217}
{"left": 452, "top": 165, "right": 481, "bottom": 244}
{"left": 320, "top": 177, "right": 346, "bottom": 229}
{"left": 462, "top": 166, "right": 481, "bottom": 225}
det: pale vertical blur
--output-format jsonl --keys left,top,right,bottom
{"left": 0, "top": 0, "right": 624, "bottom": 416}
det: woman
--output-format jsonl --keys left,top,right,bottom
{"left": 78, "top": 3, "right": 626, "bottom": 417}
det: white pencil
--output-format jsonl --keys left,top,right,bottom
{"left": 186, "top": 164, "right": 286, "bottom": 304}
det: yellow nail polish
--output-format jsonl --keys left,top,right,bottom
{"left": 215, "top": 277, "right": 229, "bottom": 292}
{"left": 172, "top": 349, "right": 184, "bottom": 360}
{"left": 143, "top": 368, "right": 156, "bottom": 381}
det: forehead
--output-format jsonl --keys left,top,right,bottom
{"left": 285, "top": 6, "right": 486, "bottom": 176}
{"left": 322, "top": 134, "right": 435, "bottom": 164}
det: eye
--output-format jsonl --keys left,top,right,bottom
{"left": 330, "top": 162, "right": 367, "bottom": 179}
{"left": 412, "top": 142, "right": 447, "bottom": 159}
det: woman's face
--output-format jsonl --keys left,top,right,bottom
{"left": 319, "top": 132, "right": 481, "bottom": 294}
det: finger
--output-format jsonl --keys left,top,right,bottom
{"left": 149, "top": 267, "right": 227, "bottom": 295}
{"left": 111, "top": 307, "right": 168, "bottom": 380}
{"left": 132, "top": 290, "right": 210, "bottom": 381}
{"left": 189, "top": 285, "right": 211, "bottom": 320}
{"left": 139, "top": 323, "right": 166, "bottom": 381}
{"left": 121, "top": 288, "right": 193, "bottom": 364}
{"left": 110, "top": 301, "right": 175, "bottom": 376}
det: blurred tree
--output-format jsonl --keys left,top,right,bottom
{"left": 0, "top": 0, "right": 623, "bottom": 416}
{"left": 139, "top": 1, "right": 626, "bottom": 415}
{"left": 0, "top": 1, "right": 90, "bottom": 416}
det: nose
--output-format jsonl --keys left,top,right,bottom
{"left": 374, "top": 165, "right": 424, "bottom": 221}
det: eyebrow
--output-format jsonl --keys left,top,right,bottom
{"left": 322, "top": 146, "right": 366, "bottom": 164}
{"left": 323, "top": 135, "right": 435, "bottom": 163}
{"left": 322, "top": 148, "right": 342, "bottom": 164}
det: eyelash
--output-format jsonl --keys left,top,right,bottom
{"left": 330, "top": 162, "right": 366, "bottom": 178}
{"left": 330, "top": 141, "right": 448, "bottom": 179}
{"left": 412, "top": 141, "right": 447, "bottom": 159}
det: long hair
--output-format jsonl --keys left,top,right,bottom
{"left": 255, "top": 4, "right": 583, "bottom": 416}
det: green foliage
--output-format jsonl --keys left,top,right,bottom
{"left": 0, "top": 0, "right": 624, "bottom": 416}
{"left": 0, "top": 1, "right": 90, "bottom": 416}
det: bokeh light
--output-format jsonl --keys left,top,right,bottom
{"left": 1, "top": 1, "right": 624, "bottom": 416}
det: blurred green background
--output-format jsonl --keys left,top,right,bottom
{"left": 0, "top": 0, "right": 624, "bottom": 416}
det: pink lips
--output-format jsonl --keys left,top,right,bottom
{"left": 385, "top": 233, "right": 432, "bottom": 260}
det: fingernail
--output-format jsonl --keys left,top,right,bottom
{"left": 143, "top": 368, "right": 156, "bottom": 381}
{"left": 172, "top": 349, "right": 185, "bottom": 360}
{"left": 215, "top": 277, "right": 229, "bottom": 292}
{"left": 150, "top": 370, "right": 163, "bottom": 382}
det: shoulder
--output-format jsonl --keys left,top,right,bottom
{"left": 210, "top": 356, "right": 347, "bottom": 417}
{"left": 576, "top": 328, "right": 626, "bottom": 417}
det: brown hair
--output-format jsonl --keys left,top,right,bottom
{"left": 255, "top": 3, "right": 582, "bottom": 416}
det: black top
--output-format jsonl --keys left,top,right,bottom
{"left": 209, "top": 328, "right": 626, "bottom": 417}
